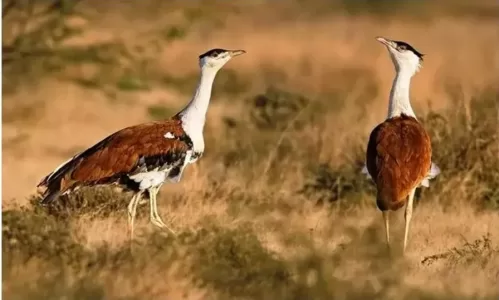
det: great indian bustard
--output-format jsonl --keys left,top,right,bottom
{"left": 37, "top": 48, "right": 246, "bottom": 239}
{"left": 361, "top": 37, "right": 440, "bottom": 253}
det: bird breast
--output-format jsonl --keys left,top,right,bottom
{"left": 180, "top": 122, "right": 205, "bottom": 154}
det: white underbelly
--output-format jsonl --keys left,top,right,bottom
{"left": 128, "top": 151, "right": 194, "bottom": 190}
{"left": 129, "top": 170, "right": 167, "bottom": 190}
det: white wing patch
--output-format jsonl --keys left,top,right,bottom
{"left": 128, "top": 150, "right": 196, "bottom": 190}
{"left": 420, "top": 179, "right": 430, "bottom": 187}
{"left": 429, "top": 162, "right": 441, "bottom": 178}
{"left": 361, "top": 165, "right": 372, "bottom": 180}
{"left": 164, "top": 132, "right": 175, "bottom": 139}
{"left": 420, "top": 162, "right": 441, "bottom": 187}
{"left": 129, "top": 168, "right": 169, "bottom": 190}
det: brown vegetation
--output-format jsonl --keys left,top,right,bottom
{"left": 3, "top": 0, "right": 499, "bottom": 299}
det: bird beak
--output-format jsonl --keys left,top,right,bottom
{"left": 228, "top": 49, "right": 246, "bottom": 57}
{"left": 376, "top": 36, "right": 396, "bottom": 49}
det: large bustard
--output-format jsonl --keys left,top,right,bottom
{"left": 37, "top": 48, "right": 246, "bottom": 238}
{"left": 362, "top": 37, "right": 440, "bottom": 253}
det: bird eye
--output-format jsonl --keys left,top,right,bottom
{"left": 398, "top": 45, "right": 407, "bottom": 51}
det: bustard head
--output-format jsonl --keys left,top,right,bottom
{"left": 376, "top": 37, "right": 424, "bottom": 75}
{"left": 198, "top": 48, "right": 246, "bottom": 71}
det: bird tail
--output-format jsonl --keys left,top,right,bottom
{"left": 37, "top": 156, "right": 80, "bottom": 205}
{"left": 37, "top": 173, "right": 66, "bottom": 205}
{"left": 376, "top": 193, "right": 406, "bottom": 211}
{"left": 376, "top": 178, "right": 407, "bottom": 211}
{"left": 39, "top": 188, "right": 62, "bottom": 206}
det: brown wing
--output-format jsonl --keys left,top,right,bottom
{"left": 38, "top": 119, "right": 192, "bottom": 204}
{"left": 366, "top": 114, "right": 432, "bottom": 211}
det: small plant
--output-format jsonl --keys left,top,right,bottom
{"left": 162, "top": 26, "right": 187, "bottom": 42}
{"left": 147, "top": 105, "right": 174, "bottom": 121}
{"left": 421, "top": 234, "right": 498, "bottom": 267}
{"left": 249, "top": 86, "right": 309, "bottom": 130}
{"left": 212, "top": 69, "right": 250, "bottom": 96}
{"left": 161, "top": 73, "right": 199, "bottom": 94}
{"left": 190, "top": 226, "right": 291, "bottom": 298}
{"left": 300, "top": 162, "right": 375, "bottom": 205}
{"left": 30, "top": 186, "right": 132, "bottom": 220}
{"left": 116, "top": 73, "right": 149, "bottom": 91}
{"left": 2, "top": 209, "right": 85, "bottom": 264}
{"left": 73, "top": 77, "right": 102, "bottom": 89}
{"left": 421, "top": 87, "right": 499, "bottom": 208}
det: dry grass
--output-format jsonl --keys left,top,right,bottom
{"left": 2, "top": 1, "right": 499, "bottom": 299}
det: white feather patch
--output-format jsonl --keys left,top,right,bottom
{"left": 361, "top": 165, "right": 372, "bottom": 180}
{"left": 428, "top": 162, "right": 441, "bottom": 178}
{"left": 164, "top": 132, "right": 175, "bottom": 139}
{"left": 129, "top": 170, "right": 167, "bottom": 190}
{"left": 421, "top": 162, "right": 441, "bottom": 187}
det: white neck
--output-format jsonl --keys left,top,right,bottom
{"left": 176, "top": 67, "right": 218, "bottom": 153}
{"left": 178, "top": 68, "right": 217, "bottom": 130}
{"left": 387, "top": 68, "right": 416, "bottom": 119}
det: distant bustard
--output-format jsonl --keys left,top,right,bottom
{"left": 362, "top": 37, "right": 440, "bottom": 253}
{"left": 37, "top": 48, "right": 246, "bottom": 240}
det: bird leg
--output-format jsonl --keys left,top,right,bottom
{"left": 403, "top": 188, "right": 416, "bottom": 253}
{"left": 148, "top": 186, "right": 176, "bottom": 235}
{"left": 148, "top": 186, "right": 159, "bottom": 224}
{"left": 382, "top": 210, "right": 390, "bottom": 249}
{"left": 127, "top": 192, "right": 142, "bottom": 242}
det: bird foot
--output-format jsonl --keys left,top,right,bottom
{"left": 150, "top": 216, "right": 176, "bottom": 235}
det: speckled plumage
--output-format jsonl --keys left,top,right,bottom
{"left": 36, "top": 47, "right": 246, "bottom": 240}
{"left": 37, "top": 118, "right": 194, "bottom": 204}
{"left": 366, "top": 114, "right": 432, "bottom": 211}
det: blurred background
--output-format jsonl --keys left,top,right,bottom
{"left": 2, "top": 0, "right": 499, "bottom": 299}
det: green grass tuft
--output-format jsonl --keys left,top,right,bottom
{"left": 116, "top": 74, "right": 149, "bottom": 91}
{"left": 147, "top": 105, "right": 174, "bottom": 121}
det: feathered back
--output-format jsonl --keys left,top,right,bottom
{"left": 37, "top": 119, "right": 193, "bottom": 205}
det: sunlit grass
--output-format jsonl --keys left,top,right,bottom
{"left": 2, "top": 1, "right": 499, "bottom": 299}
